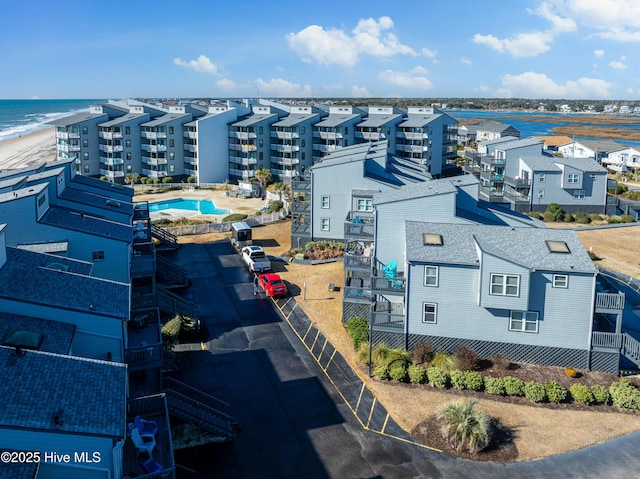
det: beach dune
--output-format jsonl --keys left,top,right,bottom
{"left": 0, "top": 127, "right": 57, "bottom": 171}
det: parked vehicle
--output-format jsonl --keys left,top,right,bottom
{"left": 231, "top": 221, "right": 252, "bottom": 248}
{"left": 258, "top": 273, "right": 287, "bottom": 297}
{"left": 241, "top": 245, "right": 271, "bottom": 273}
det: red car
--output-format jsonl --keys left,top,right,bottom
{"left": 258, "top": 273, "right": 288, "bottom": 297}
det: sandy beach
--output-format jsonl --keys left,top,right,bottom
{"left": 0, "top": 127, "right": 57, "bottom": 171}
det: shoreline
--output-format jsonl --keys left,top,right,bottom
{"left": 0, "top": 127, "right": 57, "bottom": 171}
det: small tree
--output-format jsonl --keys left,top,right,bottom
{"left": 346, "top": 317, "right": 369, "bottom": 351}
{"left": 437, "top": 399, "right": 492, "bottom": 453}
{"left": 126, "top": 173, "right": 140, "bottom": 186}
{"left": 545, "top": 203, "right": 565, "bottom": 222}
{"left": 273, "top": 182, "right": 291, "bottom": 201}
{"left": 255, "top": 168, "right": 272, "bottom": 199}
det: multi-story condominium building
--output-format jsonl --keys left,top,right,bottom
{"left": 228, "top": 104, "right": 285, "bottom": 183}
{"left": 270, "top": 106, "right": 322, "bottom": 182}
{"left": 394, "top": 107, "right": 458, "bottom": 176}
{"left": 312, "top": 106, "right": 363, "bottom": 161}
{"left": 355, "top": 106, "right": 404, "bottom": 153}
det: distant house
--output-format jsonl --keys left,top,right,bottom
{"left": 532, "top": 135, "right": 574, "bottom": 153}
{"left": 602, "top": 146, "right": 640, "bottom": 173}
{"left": 473, "top": 123, "right": 521, "bottom": 142}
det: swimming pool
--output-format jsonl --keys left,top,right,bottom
{"left": 148, "top": 198, "right": 229, "bottom": 215}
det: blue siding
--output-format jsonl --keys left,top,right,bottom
{"left": 478, "top": 252, "right": 530, "bottom": 311}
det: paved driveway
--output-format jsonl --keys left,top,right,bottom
{"left": 167, "top": 240, "right": 640, "bottom": 479}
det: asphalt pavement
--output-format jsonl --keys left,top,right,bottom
{"left": 164, "top": 239, "right": 640, "bottom": 479}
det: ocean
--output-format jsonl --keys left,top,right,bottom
{"left": 0, "top": 99, "right": 106, "bottom": 141}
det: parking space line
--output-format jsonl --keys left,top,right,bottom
{"left": 310, "top": 329, "right": 321, "bottom": 350}
{"left": 366, "top": 397, "right": 377, "bottom": 429}
{"left": 302, "top": 323, "right": 313, "bottom": 341}
{"left": 285, "top": 302, "right": 297, "bottom": 320}
{"left": 200, "top": 342, "right": 206, "bottom": 351}
{"left": 354, "top": 382, "right": 366, "bottom": 413}
{"left": 318, "top": 338, "right": 328, "bottom": 362}
{"left": 323, "top": 349, "right": 337, "bottom": 371}
{"left": 381, "top": 413, "right": 390, "bottom": 434}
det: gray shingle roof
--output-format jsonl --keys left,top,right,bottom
{"left": 70, "top": 174, "right": 134, "bottom": 198}
{"left": 495, "top": 137, "right": 543, "bottom": 151}
{"left": 59, "top": 187, "right": 135, "bottom": 217}
{"left": 315, "top": 114, "right": 361, "bottom": 127}
{"left": 0, "top": 313, "right": 75, "bottom": 354}
{"left": 357, "top": 114, "right": 403, "bottom": 128}
{"left": 398, "top": 114, "right": 441, "bottom": 128}
{"left": 231, "top": 114, "right": 277, "bottom": 127}
{"left": 0, "top": 346, "right": 126, "bottom": 437}
{"left": 26, "top": 166, "right": 64, "bottom": 183}
{"left": 579, "top": 139, "right": 627, "bottom": 153}
{"left": 0, "top": 164, "right": 44, "bottom": 181}
{"left": 1, "top": 457, "right": 38, "bottom": 478}
{"left": 553, "top": 156, "right": 607, "bottom": 173}
{"left": 273, "top": 114, "right": 319, "bottom": 127}
{"left": 480, "top": 136, "right": 519, "bottom": 146}
{"left": 374, "top": 174, "right": 478, "bottom": 205}
{"left": 47, "top": 112, "right": 107, "bottom": 126}
{"left": 40, "top": 205, "right": 132, "bottom": 242}
{"left": 518, "top": 156, "right": 563, "bottom": 172}
{"left": 99, "top": 113, "right": 147, "bottom": 127}
{"left": 405, "top": 221, "right": 596, "bottom": 273}
{"left": 0, "top": 182, "right": 47, "bottom": 205}
{"left": 475, "top": 123, "right": 519, "bottom": 133}
{"left": 141, "top": 113, "right": 190, "bottom": 126}
{"left": 0, "top": 247, "right": 129, "bottom": 319}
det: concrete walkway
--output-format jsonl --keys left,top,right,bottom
{"left": 166, "top": 240, "right": 640, "bottom": 478}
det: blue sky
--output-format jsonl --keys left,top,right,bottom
{"left": 2, "top": 0, "right": 640, "bottom": 100}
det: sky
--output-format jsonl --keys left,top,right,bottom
{"left": 2, "top": 0, "right": 640, "bottom": 100}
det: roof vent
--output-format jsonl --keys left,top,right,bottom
{"left": 423, "top": 233, "right": 443, "bottom": 246}
{"left": 46, "top": 262, "right": 69, "bottom": 272}
{"left": 106, "top": 200, "right": 120, "bottom": 207}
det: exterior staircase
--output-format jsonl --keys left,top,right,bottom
{"left": 156, "top": 255, "right": 190, "bottom": 288}
{"left": 622, "top": 333, "right": 640, "bottom": 369}
{"left": 151, "top": 224, "right": 179, "bottom": 249}
{"left": 163, "top": 377, "right": 238, "bottom": 441}
{"left": 157, "top": 285, "right": 198, "bottom": 323}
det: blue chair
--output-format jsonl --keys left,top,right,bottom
{"left": 134, "top": 415, "right": 158, "bottom": 436}
{"left": 139, "top": 455, "right": 163, "bottom": 474}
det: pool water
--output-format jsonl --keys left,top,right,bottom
{"left": 149, "top": 198, "right": 229, "bottom": 215}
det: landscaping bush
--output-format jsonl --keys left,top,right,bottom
{"left": 374, "top": 364, "right": 390, "bottom": 380}
{"left": 161, "top": 315, "right": 182, "bottom": 343}
{"left": 371, "top": 343, "right": 391, "bottom": 367}
{"left": 574, "top": 211, "right": 590, "bottom": 224}
{"left": 464, "top": 371, "right": 483, "bottom": 391}
{"left": 587, "top": 251, "right": 598, "bottom": 260}
{"left": 617, "top": 183, "right": 629, "bottom": 195}
{"left": 162, "top": 176, "right": 173, "bottom": 184}
{"left": 527, "top": 211, "right": 541, "bottom": 219}
{"left": 609, "top": 378, "right": 640, "bottom": 410}
{"left": 545, "top": 203, "right": 565, "bottom": 222}
{"left": 563, "top": 212, "right": 574, "bottom": 222}
{"left": 388, "top": 362, "right": 408, "bottom": 382}
{"left": 99, "top": 176, "right": 108, "bottom": 182}
{"left": 187, "top": 175, "right": 196, "bottom": 183}
{"left": 589, "top": 213, "right": 603, "bottom": 223}
{"left": 412, "top": 341, "right": 433, "bottom": 365}
{"left": 408, "top": 364, "right": 427, "bottom": 384}
{"left": 620, "top": 214, "right": 636, "bottom": 223}
{"left": 430, "top": 351, "right": 457, "bottom": 372}
{"left": 437, "top": 399, "right": 491, "bottom": 454}
{"left": 355, "top": 342, "right": 371, "bottom": 365}
{"left": 545, "top": 381, "right": 568, "bottom": 403}
{"left": 153, "top": 179, "right": 160, "bottom": 184}
{"left": 570, "top": 384, "right": 594, "bottom": 405}
{"left": 347, "top": 317, "right": 369, "bottom": 351}
{"left": 454, "top": 346, "right": 479, "bottom": 371}
{"left": 607, "top": 215, "right": 623, "bottom": 224}
{"left": 525, "top": 381, "right": 547, "bottom": 403}
{"left": 268, "top": 200, "right": 284, "bottom": 212}
{"left": 484, "top": 377, "right": 506, "bottom": 396}
{"left": 591, "top": 384, "right": 611, "bottom": 405}
{"left": 503, "top": 376, "right": 525, "bottom": 396}
{"left": 139, "top": 177, "right": 148, "bottom": 184}
{"left": 492, "top": 353, "right": 512, "bottom": 371}
{"left": 427, "top": 367, "right": 449, "bottom": 389}
{"left": 450, "top": 370, "right": 466, "bottom": 390}
{"left": 541, "top": 211, "right": 555, "bottom": 222}
{"left": 222, "top": 213, "right": 248, "bottom": 222}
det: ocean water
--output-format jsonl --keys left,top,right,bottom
{"left": 0, "top": 99, "right": 106, "bottom": 141}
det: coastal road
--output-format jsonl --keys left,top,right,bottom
{"left": 166, "top": 239, "right": 640, "bottom": 479}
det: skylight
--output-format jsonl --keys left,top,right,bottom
{"left": 423, "top": 233, "right": 443, "bottom": 246}
{"left": 4, "top": 329, "right": 43, "bottom": 350}
{"left": 546, "top": 240, "right": 570, "bottom": 254}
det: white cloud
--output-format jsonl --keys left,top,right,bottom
{"left": 609, "top": 60, "right": 628, "bottom": 69}
{"left": 287, "top": 16, "right": 417, "bottom": 67}
{"left": 475, "top": 85, "right": 493, "bottom": 93}
{"left": 593, "top": 49, "right": 605, "bottom": 57}
{"left": 460, "top": 56, "right": 472, "bottom": 65}
{"left": 379, "top": 69, "right": 433, "bottom": 90}
{"left": 626, "top": 87, "right": 635, "bottom": 95}
{"left": 421, "top": 47, "right": 437, "bottom": 58}
{"left": 548, "top": 1, "right": 640, "bottom": 42}
{"left": 531, "top": 2, "right": 577, "bottom": 33}
{"left": 495, "top": 71, "right": 613, "bottom": 99}
{"left": 411, "top": 66, "right": 428, "bottom": 74}
{"left": 351, "top": 85, "right": 372, "bottom": 97}
{"left": 255, "top": 78, "right": 312, "bottom": 97}
{"left": 173, "top": 55, "right": 220, "bottom": 75}
{"left": 216, "top": 78, "right": 237, "bottom": 90}
{"left": 322, "top": 83, "right": 344, "bottom": 92}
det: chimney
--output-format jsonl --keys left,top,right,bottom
{"left": 0, "top": 224, "right": 7, "bottom": 269}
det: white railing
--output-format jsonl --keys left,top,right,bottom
{"left": 161, "top": 211, "right": 287, "bottom": 236}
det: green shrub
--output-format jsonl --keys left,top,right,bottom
{"left": 450, "top": 370, "right": 466, "bottom": 390}
{"left": 563, "top": 212, "right": 574, "bottom": 222}
{"left": 438, "top": 399, "right": 492, "bottom": 453}
{"left": 503, "top": 376, "right": 525, "bottom": 396}
{"left": 587, "top": 251, "right": 598, "bottom": 260}
{"left": 161, "top": 316, "right": 182, "bottom": 343}
{"left": 430, "top": 351, "right": 457, "bottom": 372}
{"left": 617, "top": 183, "right": 629, "bottom": 194}
{"left": 574, "top": 211, "right": 590, "bottom": 224}
{"left": 99, "top": 176, "right": 108, "bottom": 182}
{"left": 525, "top": 381, "right": 547, "bottom": 403}
{"left": 222, "top": 213, "right": 248, "bottom": 222}
{"left": 187, "top": 175, "right": 196, "bottom": 183}
{"left": 484, "top": 377, "right": 506, "bottom": 396}
{"left": 608, "top": 215, "right": 623, "bottom": 224}
{"left": 388, "top": 363, "right": 408, "bottom": 382}
{"left": 374, "top": 364, "right": 390, "bottom": 380}
{"left": 545, "top": 203, "right": 565, "bottom": 222}
{"left": 591, "top": 385, "right": 611, "bottom": 405}
{"left": 427, "top": 367, "right": 449, "bottom": 389}
{"left": 589, "top": 213, "right": 603, "bottom": 223}
{"left": 153, "top": 179, "right": 160, "bottom": 184}
{"left": 408, "top": 364, "right": 427, "bottom": 384}
{"left": 454, "top": 346, "right": 479, "bottom": 371}
{"left": 162, "top": 176, "right": 173, "bottom": 184}
{"left": 626, "top": 191, "right": 640, "bottom": 201}
{"left": 139, "top": 177, "right": 148, "bottom": 184}
{"left": 545, "top": 381, "right": 568, "bottom": 403}
{"left": 541, "top": 211, "right": 555, "bottom": 222}
{"left": 412, "top": 341, "right": 433, "bottom": 364}
{"left": 620, "top": 214, "right": 636, "bottom": 223}
{"left": 371, "top": 343, "right": 391, "bottom": 367}
{"left": 346, "top": 317, "right": 369, "bottom": 351}
{"left": 355, "top": 342, "right": 371, "bottom": 365}
{"left": 268, "top": 200, "right": 284, "bottom": 212}
{"left": 464, "top": 371, "right": 483, "bottom": 391}
{"left": 527, "top": 211, "right": 541, "bottom": 219}
{"left": 570, "top": 384, "right": 594, "bottom": 405}
{"left": 609, "top": 378, "right": 640, "bottom": 410}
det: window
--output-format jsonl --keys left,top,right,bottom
{"left": 169, "top": 126, "right": 174, "bottom": 135}
{"left": 37, "top": 194, "right": 46, "bottom": 207}
{"left": 509, "top": 311, "right": 538, "bottom": 332}
{"left": 356, "top": 198, "right": 373, "bottom": 212}
{"left": 301, "top": 127, "right": 305, "bottom": 134}
{"left": 301, "top": 139, "right": 305, "bottom": 147}
{"left": 302, "top": 152, "right": 305, "bottom": 160}
{"left": 126, "top": 152, "right": 131, "bottom": 160}
{"left": 125, "top": 126, "right": 130, "bottom": 135}
{"left": 537, "top": 189, "right": 545, "bottom": 199}
{"left": 169, "top": 152, "right": 175, "bottom": 161}
{"left": 259, "top": 139, "right": 263, "bottom": 147}
{"left": 125, "top": 139, "right": 131, "bottom": 148}
{"left": 83, "top": 165, "right": 90, "bottom": 173}
{"left": 490, "top": 274, "right": 520, "bottom": 296}
{"left": 573, "top": 189, "right": 585, "bottom": 199}
{"left": 83, "top": 139, "right": 88, "bottom": 147}
{"left": 82, "top": 127, "right": 88, "bottom": 135}
{"left": 321, "top": 196, "right": 330, "bottom": 209}
{"left": 126, "top": 164, "right": 132, "bottom": 172}
{"left": 590, "top": 174, "right": 597, "bottom": 180}
{"left": 170, "top": 165, "right": 175, "bottom": 173}
{"left": 169, "top": 139, "right": 175, "bottom": 147}
{"left": 321, "top": 218, "right": 330, "bottom": 231}
{"left": 424, "top": 266, "right": 439, "bottom": 286}
{"left": 344, "top": 127, "right": 348, "bottom": 135}
{"left": 539, "top": 173, "right": 545, "bottom": 183}
{"left": 422, "top": 303, "right": 437, "bottom": 323}
{"left": 92, "top": 250, "right": 105, "bottom": 261}
{"left": 258, "top": 126, "right": 263, "bottom": 135}
{"left": 568, "top": 173, "right": 579, "bottom": 183}
{"left": 259, "top": 152, "right": 263, "bottom": 160}
{"left": 83, "top": 152, "right": 89, "bottom": 160}
{"left": 553, "top": 274, "right": 568, "bottom": 288}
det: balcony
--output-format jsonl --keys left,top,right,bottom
{"left": 400, "top": 144, "right": 427, "bottom": 153}
{"left": 595, "top": 292, "right": 625, "bottom": 311}
{"left": 291, "top": 223, "right": 311, "bottom": 235}
{"left": 314, "top": 144, "right": 339, "bottom": 153}
{"left": 99, "top": 131, "right": 122, "bottom": 139}
{"left": 344, "top": 211, "right": 375, "bottom": 240}
{"left": 313, "top": 131, "right": 343, "bottom": 140}
{"left": 503, "top": 188, "right": 530, "bottom": 204}
{"left": 271, "top": 144, "right": 300, "bottom": 153}
{"left": 229, "top": 168, "right": 253, "bottom": 180}
{"left": 141, "top": 144, "right": 167, "bottom": 152}
{"left": 270, "top": 156, "right": 299, "bottom": 166}
{"left": 271, "top": 131, "right": 299, "bottom": 140}
{"left": 229, "top": 131, "right": 256, "bottom": 140}
{"left": 142, "top": 157, "right": 168, "bottom": 166}
{"left": 229, "top": 156, "right": 257, "bottom": 167}
{"left": 504, "top": 176, "right": 532, "bottom": 188}
{"left": 356, "top": 131, "right": 385, "bottom": 141}
{"left": 463, "top": 163, "right": 481, "bottom": 176}
{"left": 344, "top": 253, "right": 372, "bottom": 271}
{"left": 479, "top": 185, "right": 504, "bottom": 202}
{"left": 370, "top": 301, "right": 405, "bottom": 330}
{"left": 57, "top": 143, "right": 81, "bottom": 153}
{"left": 142, "top": 168, "right": 168, "bottom": 179}
{"left": 371, "top": 274, "right": 405, "bottom": 295}
{"left": 292, "top": 176, "right": 311, "bottom": 192}
{"left": 126, "top": 309, "right": 162, "bottom": 371}
{"left": 183, "top": 131, "right": 197, "bottom": 139}
{"left": 99, "top": 144, "right": 124, "bottom": 153}
{"left": 481, "top": 157, "right": 506, "bottom": 167}
{"left": 184, "top": 144, "right": 197, "bottom": 153}
{"left": 100, "top": 168, "right": 125, "bottom": 178}
{"left": 291, "top": 199, "right": 310, "bottom": 213}
{"left": 344, "top": 279, "right": 371, "bottom": 299}
{"left": 141, "top": 131, "right": 166, "bottom": 139}
{"left": 480, "top": 170, "right": 504, "bottom": 182}
{"left": 56, "top": 130, "right": 80, "bottom": 140}
{"left": 229, "top": 143, "right": 257, "bottom": 152}
{"left": 273, "top": 169, "right": 297, "bottom": 178}
{"left": 131, "top": 241, "right": 155, "bottom": 272}
{"left": 100, "top": 157, "right": 124, "bottom": 166}
{"left": 397, "top": 131, "right": 427, "bottom": 140}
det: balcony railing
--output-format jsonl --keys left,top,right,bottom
{"left": 479, "top": 186, "right": 504, "bottom": 201}
{"left": 344, "top": 285, "right": 371, "bottom": 299}
{"left": 291, "top": 223, "right": 311, "bottom": 235}
{"left": 57, "top": 143, "right": 81, "bottom": 152}
{"left": 291, "top": 200, "right": 310, "bottom": 213}
{"left": 271, "top": 144, "right": 300, "bottom": 153}
{"left": 99, "top": 144, "right": 124, "bottom": 152}
{"left": 314, "top": 144, "right": 339, "bottom": 153}
{"left": 481, "top": 157, "right": 506, "bottom": 166}
{"left": 270, "top": 156, "right": 299, "bottom": 166}
{"left": 271, "top": 131, "right": 299, "bottom": 140}
{"left": 99, "top": 131, "right": 122, "bottom": 139}
{"left": 397, "top": 131, "right": 427, "bottom": 140}
{"left": 183, "top": 131, "right": 197, "bottom": 139}
{"left": 229, "top": 156, "right": 257, "bottom": 166}
{"left": 99, "top": 169, "right": 125, "bottom": 178}
{"left": 344, "top": 212, "right": 375, "bottom": 240}
{"left": 400, "top": 144, "right": 427, "bottom": 153}
{"left": 356, "top": 131, "right": 385, "bottom": 141}
{"left": 595, "top": 292, "right": 625, "bottom": 310}
{"left": 480, "top": 170, "right": 504, "bottom": 182}
{"left": 313, "top": 131, "right": 342, "bottom": 140}
{"left": 371, "top": 275, "right": 406, "bottom": 294}
{"left": 229, "top": 168, "right": 253, "bottom": 180}
{"left": 141, "top": 131, "right": 166, "bottom": 139}
{"left": 463, "top": 163, "right": 481, "bottom": 176}
{"left": 56, "top": 131, "right": 80, "bottom": 140}
{"left": 370, "top": 311, "right": 405, "bottom": 330}
{"left": 344, "top": 253, "right": 372, "bottom": 270}
{"left": 292, "top": 176, "right": 311, "bottom": 192}
{"left": 141, "top": 144, "right": 167, "bottom": 152}
{"left": 592, "top": 331, "right": 623, "bottom": 350}
{"left": 503, "top": 189, "right": 530, "bottom": 203}
{"left": 141, "top": 169, "right": 168, "bottom": 178}
{"left": 142, "top": 157, "right": 168, "bottom": 166}
{"left": 504, "top": 176, "right": 532, "bottom": 187}
{"left": 229, "top": 131, "right": 256, "bottom": 140}
{"left": 184, "top": 144, "right": 197, "bottom": 153}
{"left": 100, "top": 157, "right": 124, "bottom": 165}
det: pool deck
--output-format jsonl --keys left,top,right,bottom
{"left": 133, "top": 187, "right": 267, "bottom": 221}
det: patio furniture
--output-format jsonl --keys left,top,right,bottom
{"left": 134, "top": 415, "right": 158, "bottom": 436}
{"left": 131, "top": 427, "right": 156, "bottom": 456}
{"left": 139, "top": 455, "right": 164, "bottom": 474}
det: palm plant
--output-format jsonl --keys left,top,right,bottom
{"left": 125, "top": 172, "right": 140, "bottom": 186}
{"left": 254, "top": 168, "right": 272, "bottom": 199}
{"left": 437, "top": 399, "right": 491, "bottom": 453}
{"left": 430, "top": 351, "right": 457, "bottom": 372}
{"left": 272, "top": 182, "right": 291, "bottom": 201}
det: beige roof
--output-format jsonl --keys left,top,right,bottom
{"left": 533, "top": 135, "right": 574, "bottom": 147}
